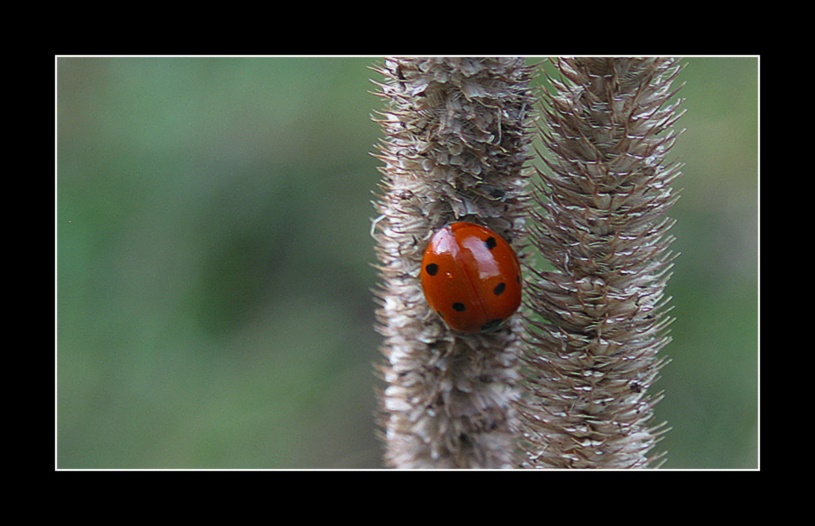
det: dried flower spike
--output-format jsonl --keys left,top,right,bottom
{"left": 519, "top": 57, "right": 684, "bottom": 468}
{"left": 371, "top": 57, "right": 534, "bottom": 468}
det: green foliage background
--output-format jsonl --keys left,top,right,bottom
{"left": 57, "top": 56, "right": 758, "bottom": 469}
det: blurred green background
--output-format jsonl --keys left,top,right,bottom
{"left": 57, "top": 57, "right": 758, "bottom": 469}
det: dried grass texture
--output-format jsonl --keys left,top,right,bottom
{"left": 518, "top": 58, "right": 684, "bottom": 468}
{"left": 371, "top": 57, "right": 534, "bottom": 468}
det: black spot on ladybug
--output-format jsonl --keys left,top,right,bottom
{"left": 485, "top": 237, "right": 497, "bottom": 250}
{"left": 493, "top": 283, "right": 506, "bottom": 296}
{"left": 452, "top": 302, "right": 466, "bottom": 312}
{"left": 425, "top": 263, "right": 439, "bottom": 276}
{"left": 480, "top": 319, "right": 504, "bottom": 331}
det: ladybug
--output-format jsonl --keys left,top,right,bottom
{"left": 420, "top": 221, "right": 522, "bottom": 334}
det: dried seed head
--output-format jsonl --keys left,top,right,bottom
{"left": 518, "top": 57, "right": 683, "bottom": 469}
{"left": 372, "top": 57, "right": 535, "bottom": 468}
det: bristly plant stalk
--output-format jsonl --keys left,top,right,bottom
{"left": 371, "top": 57, "right": 534, "bottom": 468}
{"left": 518, "top": 58, "right": 684, "bottom": 468}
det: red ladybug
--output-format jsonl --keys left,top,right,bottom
{"left": 420, "top": 221, "right": 522, "bottom": 333}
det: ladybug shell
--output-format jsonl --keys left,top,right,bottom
{"left": 420, "top": 222, "right": 522, "bottom": 334}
